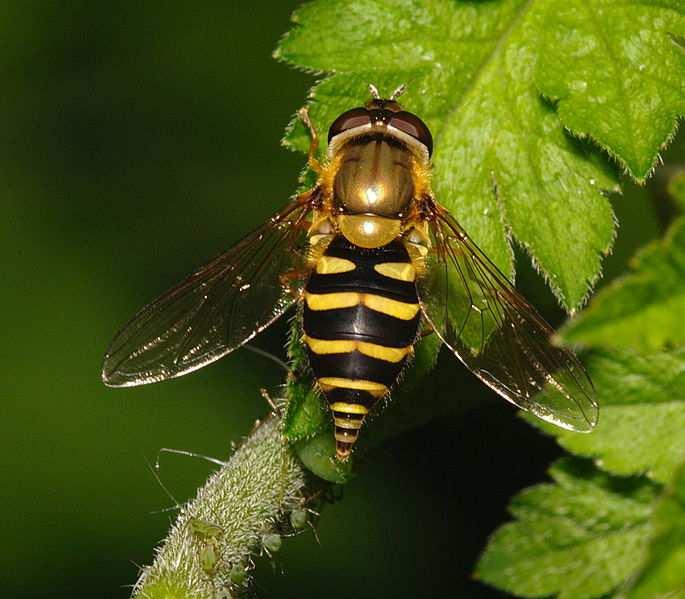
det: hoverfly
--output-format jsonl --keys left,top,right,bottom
{"left": 102, "top": 84, "right": 598, "bottom": 460}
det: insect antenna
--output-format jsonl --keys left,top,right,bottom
{"left": 368, "top": 83, "right": 380, "bottom": 99}
{"left": 390, "top": 83, "right": 407, "bottom": 100}
{"left": 244, "top": 344, "right": 290, "bottom": 373}
{"left": 145, "top": 456, "right": 182, "bottom": 514}
{"left": 156, "top": 447, "right": 227, "bottom": 468}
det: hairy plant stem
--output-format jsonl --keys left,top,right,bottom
{"left": 132, "top": 415, "right": 306, "bottom": 599}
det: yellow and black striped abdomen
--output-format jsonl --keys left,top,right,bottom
{"left": 302, "top": 235, "right": 420, "bottom": 459}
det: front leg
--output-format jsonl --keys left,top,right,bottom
{"left": 297, "top": 106, "right": 323, "bottom": 176}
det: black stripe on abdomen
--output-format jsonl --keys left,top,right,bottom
{"left": 307, "top": 349, "right": 406, "bottom": 388}
{"left": 303, "top": 303, "right": 419, "bottom": 348}
{"left": 323, "top": 387, "right": 379, "bottom": 409}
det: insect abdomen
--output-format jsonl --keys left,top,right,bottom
{"left": 302, "top": 235, "right": 420, "bottom": 459}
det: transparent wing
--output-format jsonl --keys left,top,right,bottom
{"left": 102, "top": 199, "right": 312, "bottom": 387}
{"left": 418, "top": 201, "right": 598, "bottom": 431}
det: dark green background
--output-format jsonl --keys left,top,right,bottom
{"left": 2, "top": 3, "right": 674, "bottom": 598}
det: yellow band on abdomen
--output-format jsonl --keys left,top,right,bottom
{"left": 335, "top": 430, "right": 360, "bottom": 443}
{"left": 304, "top": 291, "right": 360, "bottom": 310}
{"left": 305, "top": 291, "right": 419, "bottom": 321}
{"left": 303, "top": 335, "right": 412, "bottom": 363}
{"left": 320, "top": 377, "right": 388, "bottom": 396}
{"left": 319, "top": 377, "right": 387, "bottom": 392}
{"left": 302, "top": 335, "right": 357, "bottom": 355}
{"left": 334, "top": 418, "right": 364, "bottom": 430}
{"left": 330, "top": 402, "right": 369, "bottom": 415}
{"left": 374, "top": 262, "right": 416, "bottom": 282}
{"left": 362, "top": 294, "right": 420, "bottom": 320}
{"left": 316, "top": 256, "right": 356, "bottom": 274}
{"left": 357, "top": 340, "right": 412, "bottom": 362}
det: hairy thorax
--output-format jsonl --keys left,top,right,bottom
{"left": 332, "top": 136, "right": 415, "bottom": 248}
{"left": 333, "top": 136, "right": 414, "bottom": 216}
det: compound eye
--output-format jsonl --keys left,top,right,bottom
{"left": 327, "top": 108, "right": 371, "bottom": 143}
{"left": 390, "top": 111, "right": 433, "bottom": 155}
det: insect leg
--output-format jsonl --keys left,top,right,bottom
{"left": 278, "top": 268, "right": 309, "bottom": 300}
{"left": 259, "top": 387, "right": 284, "bottom": 415}
{"left": 297, "top": 106, "right": 323, "bottom": 175}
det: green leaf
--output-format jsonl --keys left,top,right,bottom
{"left": 283, "top": 379, "right": 329, "bottom": 442}
{"left": 535, "top": 1, "right": 685, "bottom": 181}
{"left": 528, "top": 348, "right": 685, "bottom": 484}
{"left": 477, "top": 458, "right": 657, "bottom": 599}
{"left": 563, "top": 217, "right": 685, "bottom": 351}
{"left": 276, "top": 0, "right": 619, "bottom": 310}
{"left": 293, "top": 434, "right": 354, "bottom": 484}
{"left": 627, "top": 463, "right": 685, "bottom": 599}
{"left": 283, "top": 316, "right": 331, "bottom": 443}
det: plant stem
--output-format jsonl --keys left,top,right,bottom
{"left": 132, "top": 414, "right": 306, "bottom": 599}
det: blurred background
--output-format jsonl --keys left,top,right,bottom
{"left": 1, "top": 2, "right": 676, "bottom": 598}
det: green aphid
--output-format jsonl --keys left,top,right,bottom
{"left": 189, "top": 516, "right": 223, "bottom": 539}
{"left": 199, "top": 542, "right": 219, "bottom": 574}
{"left": 229, "top": 562, "right": 247, "bottom": 585}
{"left": 262, "top": 532, "right": 282, "bottom": 553}
{"left": 290, "top": 508, "right": 308, "bottom": 530}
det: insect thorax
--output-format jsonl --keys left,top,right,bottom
{"left": 333, "top": 135, "right": 414, "bottom": 218}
